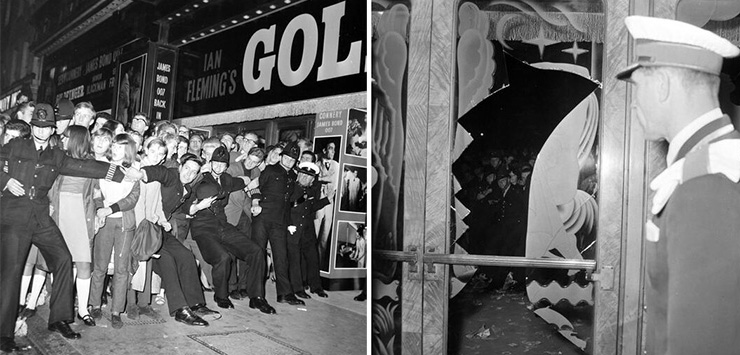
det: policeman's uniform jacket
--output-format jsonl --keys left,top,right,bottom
{"left": 289, "top": 180, "right": 329, "bottom": 233}
{"left": 0, "top": 137, "right": 125, "bottom": 224}
{"left": 0, "top": 136, "right": 124, "bottom": 337}
{"left": 187, "top": 172, "right": 246, "bottom": 223}
{"left": 255, "top": 164, "right": 295, "bottom": 224}
{"left": 645, "top": 110, "right": 740, "bottom": 355}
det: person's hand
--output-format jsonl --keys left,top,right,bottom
{"left": 251, "top": 205, "right": 262, "bottom": 216}
{"left": 239, "top": 176, "right": 252, "bottom": 186}
{"left": 235, "top": 152, "right": 249, "bottom": 163}
{"left": 94, "top": 215, "right": 106, "bottom": 233}
{"left": 160, "top": 221, "right": 172, "bottom": 232}
{"left": 49, "top": 205, "right": 54, "bottom": 216}
{"left": 287, "top": 225, "right": 297, "bottom": 235}
{"left": 4, "top": 178, "right": 24, "bottom": 196}
{"left": 247, "top": 179, "right": 259, "bottom": 190}
{"left": 97, "top": 207, "right": 113, "bottom": 219}
{"left": 196, "top": 196, "right": 217, "bottom": 211}
{"left": 122, "top": 167, "right": 143, "bottom": 182}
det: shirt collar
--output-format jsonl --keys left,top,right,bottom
{"left": 666, "top": 108, "right": 723, "bottom": 165}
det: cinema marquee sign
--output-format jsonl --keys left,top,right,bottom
{"left": 174, "top": 0, "right": 365, "bottom": 118}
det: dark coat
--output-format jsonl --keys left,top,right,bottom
{"left": 142, "top": 165, "right": 192, "bottom": 220}
{"left": 187, "top": 172, "right": 246, "bottom": 224}
{"left": 645, "top": 117, "right": 740, "bottom": 355}
{"left": 289, "top": 181, "right": 329, "bottom": 231}
{"left": 0, "top": 137, "right": 124, "bottom": 226}
{"left": 255, "top": 164, "right": 295, "bottom": 224}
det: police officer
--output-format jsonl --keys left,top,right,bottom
{"left": 251, "top": 142, "right": 305, "bottom": 306}
{"left": 482, "top": 169, "right": 526, "bottom": 290}
{"left": 0, "top": 103, "right": 130, "bottom": 352}
{"left": 186, "top": 146, "right": 275, "bottom": 314}
{"left": 617, "top": 16, "right": 740, "bottom": 355}
{"left": 288, "top": 162, "right": 330, "bottom": 299}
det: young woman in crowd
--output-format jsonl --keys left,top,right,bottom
{"left": 91, "top": 128, "right": 114, "bottom": 161}
{"left": 89, "top": 134, "right": 140, "bottom": 329}
{"left": 49, "top": 126, "right": 99, "bottom": 326}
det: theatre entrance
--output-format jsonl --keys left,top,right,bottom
{"left": 367, "top": 0, "right": 736, "bottom": 354}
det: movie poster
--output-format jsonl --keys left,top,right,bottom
{"left": 313, "top": 108, "right": 367, "bottom": 278}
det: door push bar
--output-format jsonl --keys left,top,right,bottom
{"left": 374, "top": 249, "right": 614, "bottom": 290}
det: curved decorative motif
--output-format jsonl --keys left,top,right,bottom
{"left": 458, "top": 2, "right": 496, "bottom": 116}
{"left": 372, "top": 4, "right": 409, "bottom": 282}
{"left": 534, "top": 308, "right": 588, "bottom": 350}
{"left": 526, "top": 62, "right": 598, "bottom": 265}
{"left": 372, "top": 278, "right": 400, "bottom": 302}
{"left": 526, "top": 280, "right": 594, "bottom": 306}
{"left": 489, "top": 0, "right": 604, "bottom": 53}
{"left": 523, "top": 61, "right": 598, "bottom": 351}
{"left": 372, "top": 302, "right": 398, "bottom": 355}
{"left": 677, "top": 0, "right": 740, "bottom": 27}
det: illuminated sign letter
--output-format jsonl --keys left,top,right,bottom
{"left": 277, "top": 14, "right": 318, "bottom": 87}
{"left": 243, "top": 25, "right": 277, "bottom": 94}
{"left": 317, "top": 1, "right": 361, "bottom": 81}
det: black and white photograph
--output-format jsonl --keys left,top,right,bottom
{"left": 339, "top": 164, "right": 367, "bottom": 213}
{"left": 0, "top": 1, "right": 366, "bottom": 354}
{"left": 345, "top": 111, "right": 367, "bottom": 157}
{"left": 313, "top": 135, "right": 341, "bottom": 273}
{"left": 115, "top": 54, "right": 146, "bottom": 126}
{"left": 334, "top": 221, "right": 366, "bottom": 269}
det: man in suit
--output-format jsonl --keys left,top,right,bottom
{"left": 314, "top": 142, "right": 338, "bottom": 270}
{"left": 617, "top": 16, "right": 740, "bottom": 355}
{"left": 224, "top": 144, "right": 263, "bottom": 300}
{"left": 186, "top": 146, "right": 275, "bottom": 314}
{"left": 0, "top": 103, "right": 131, "bottom": 352}
{"left": 128, "top": 154, "right": 222, "bottom": 326}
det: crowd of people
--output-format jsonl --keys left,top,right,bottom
{"left": 454, "top": 147, "right": 535, "bottom": 291}
{"left": 0, "top": 98, "right": 343, "bottom": 352}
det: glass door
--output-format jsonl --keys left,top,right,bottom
{"left": 373, "top": 1, "right": 640, "bottom": 354}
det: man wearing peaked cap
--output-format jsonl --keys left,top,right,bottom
{"left": 286, "top": 161, "right": 330, "bottom": 299}
{"left": 297, "top": 161, "right": 320, "bottom": 177}
{"left": 618, "top": 16, "right": 740, "bottom": 355}
{"left": 185, "top": 145, "right": 276, "bottom": 314}
{"left": 0, "top": 101, "right": 138, "bottom": 351}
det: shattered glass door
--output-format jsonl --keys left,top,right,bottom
{"left": 449, "top": 1, "right": 604, "bottom": 353}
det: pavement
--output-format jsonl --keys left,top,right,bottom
{"left": 14, "top": 286, "right": 367, "bottom": 355}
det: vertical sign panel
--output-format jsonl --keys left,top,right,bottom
{"left": 313, "top": 108, "right": 366, "bottom": 279}
{"left": 152, "top": 47, "right": 176, "bottom": 122}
